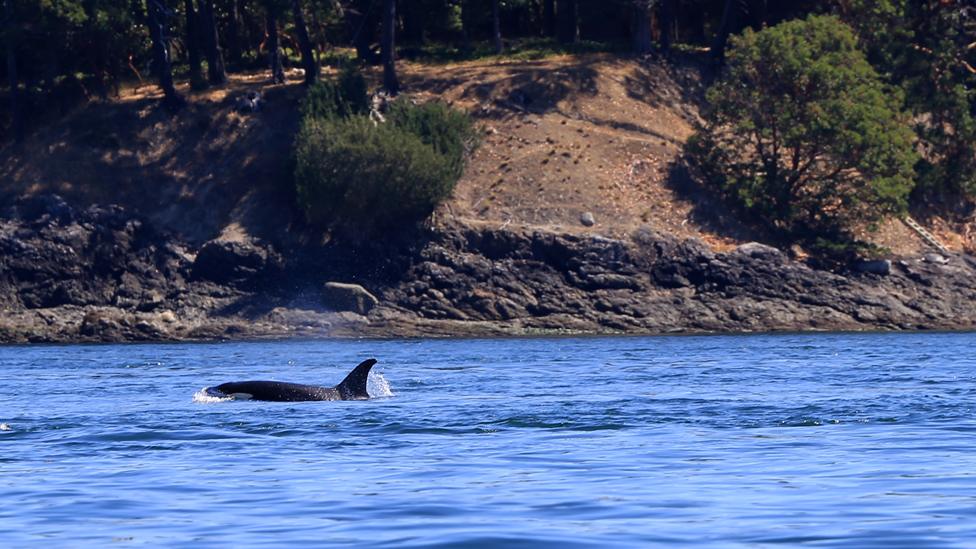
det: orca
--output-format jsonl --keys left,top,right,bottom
{"left": 205, "top": 359, "right": 378, "bottom": 402}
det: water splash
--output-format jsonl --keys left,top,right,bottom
{"left": 368, "top": 372, "right": 394, "bottom": 398}
{"left": 192, "top": 388, "right": 231, "bottom": 403}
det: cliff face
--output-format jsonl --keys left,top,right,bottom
{"left": 376, "top": 225, "right": 976, "bottom": 335}
{"left": 2, "top": 195, "right": 974, "bottom": 343}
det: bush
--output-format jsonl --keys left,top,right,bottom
{"left": 386, "top": 98, "right": 480, "bottom": 178}
{"left": 295, "top": 66, "right": 477, "bottom": 235}
{"left": 688, "top": 15, "right": 918, "bottom": 239}
{"left": 301, "top": 66, "right": 370, "bottom": 120}
{"left": 294, "top": 116, "right": 462, "bottom": 234}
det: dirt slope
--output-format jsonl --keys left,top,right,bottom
{"left": 0, "top": 54, "right": 964, "bottom": 254}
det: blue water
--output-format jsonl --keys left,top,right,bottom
{"left": 2, "top": 333, "right": 976, "bottom": 547}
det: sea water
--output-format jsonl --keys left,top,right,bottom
{"left": 1, "top": 333, "right": 975, "bottom": 547}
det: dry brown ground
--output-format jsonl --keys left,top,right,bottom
{"left": 0, "top": 54, "right": 967, "bottom": 254}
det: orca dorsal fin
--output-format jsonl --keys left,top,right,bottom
{"left": 335, "top": 359, "right": 377, "bottom": 400}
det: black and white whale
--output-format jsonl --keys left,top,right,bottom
{"left": 205, "top": 359, "right": 378, "bottom": 401}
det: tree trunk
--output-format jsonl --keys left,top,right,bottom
{"left": 658, "top": 0, "right": 675, "bottom": 52}
{"left": 291, "top": 0, "right": 317, "bottom": 85}
{"left": 492, "top": 0, "right": 502, "bottom": 54}
{"left": 543, "top": 0, "right": 555, "bottom": 37}
{"left": 308, "top": 1, "right": 323, "bottom": 59}
{"left": 226, "top": 0, "right": 242, "bottom": 66}
{"left": 460, "top": 0, "right": 471, "bottom": 52}
{"left": 711, "top": 0, "right": 739, "bottom": 65}
{"left": 184, "top": 0, "right": 207, "bottom": 89}
{"left": 146, "top": 0, "right": 185, "bottom": 108}
{"left": 688, "top": 2, "right": 705, "bottom": 44}
{"left": 556, "top": 0, "right": 577, "bottom": 44}
{"left": 4, "top": 0, "right": 23, "bottom": 141}
{"left": 82, "top": 0, "right": 109, "bottom": 97}
{"left": 346, "top": 1, "right": 375, "bottom": 63}
{"left": 381, "top": 0, "right": 399, "bottom": 94}
{"left": 403, "top": 0, "right": 425, "bottom": 45}
{"left": 265, "top": 2, "right": 285, "bottom": 83}
{"left": 200, "top": 0, "right": 227, "bottom": 84}
{"left": 632, "top": 2, "right": 652, "bottom": 54}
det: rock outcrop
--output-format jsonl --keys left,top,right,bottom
{"left": 2, "top": 194, "right": 975, "bottom": 342}
{"left": 376, "top": 225, "right": 976, "bottom": 334}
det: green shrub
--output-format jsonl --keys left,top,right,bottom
{"left": 301, "top": 67, "right": 369, "bottom": 120}
{"left": 295, "top": 66, "right": 477, "bottom": 235}
{"left": 688, "top": 15, "right": 918, "bottom": 239}
{"left": 386, "top": 99, "right": 479, "bottom": 178}
{"left": 294, "top": 116, "right": 460, "bottom": 234}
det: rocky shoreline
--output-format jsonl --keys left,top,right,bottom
{"left": 1, "top": 195, "right": 974, "bottom": 343}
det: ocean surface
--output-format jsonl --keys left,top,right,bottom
{"left": 2, "top": 333, "right": 976, "bottom": 547}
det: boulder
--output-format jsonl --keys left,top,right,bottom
{"left": 322, "top": 282, "right": 379, "bottom": 315}
{"left": 734, "top": 242, "right": 784, "bottom": 261}
{"left": 191, "top": 238, "right": 280, "bottom": 286}
{"left": 16, "top": 194, "right": 75, "bottom": 225}
{"left": 854, "top": 259, "right": 892, "bottom": 276}
{"left": 580, "top": 211, "right": 596, "bottom": 227}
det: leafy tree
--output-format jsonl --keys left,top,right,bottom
{"left": 900, "top": 1, "right": 976, "bottom": 201}
{"left": 689, "top": 15, "right": 918, "bottom": 238}
{"left": 838, "top": 0, "right": 976, "bottom": 203}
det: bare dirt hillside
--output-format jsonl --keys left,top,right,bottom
{"left": 0, "top": 54, "right": 966, "bottom": 254}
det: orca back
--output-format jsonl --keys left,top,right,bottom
{"left": 206, "top": 358, "right": 379, "bottom": 402}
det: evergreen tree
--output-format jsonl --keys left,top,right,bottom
{"left": 690, "top": 15, "right": 918, "bottom": 238}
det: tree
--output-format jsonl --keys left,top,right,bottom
{"left": 543, "top": 0, "right": 555, "bottom": 37}
{"left": 291, "top": 0, "right": 317, "bottom": 85}
{"left": 905, "top": 1, "right": 976, "bottom": 201}
{"left": 838, "top": 0, "right": 976, "bottom": 202}
{"left": 710, "top": 0, "right": 739, "bottom": 64}
{"left": 146, "top": 0, "right": 185, "bottom": 108}
{"left": 344, "top": 0, "right": 375, "bottom": 63}
{"left": 689, "top": 15, "right": 918, "bottom": 238}
{"left": 265, "top": 0, "right": 285, "bottom": 83}
{"left": 492, "top": 0, "right": 502, "bottom": 54}
{"left": 381, "top": 0, "right": 399, "bottom": 93}
{"left": 183, "top": 0, "right": 207, "bottom": 89}
{"left": 199, "top": 0, "right": 227, "bottom": 84}
{"left": 632, "top": 1, "right": 652, "bottom": 55}
{"left": 3, "top": 0, "right": 22, "bottom": 141}
{"left": 556, "top": 0, "right": 577, "bottom": 44}
{"left": 658, "top": 0, "right": 675, "bottom": 52}
{"left": 225, "top": 0, "right": 244, "bottom": 66}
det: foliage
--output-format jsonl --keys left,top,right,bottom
{"left": 900, "top": 1, "right": 976, "bottom": 201}
{"left": 837, "top": 0, "right": 976, "bottom": 202}
{"left": 294, "top": 116, "right": 460, "bottom": 234}
{"left": 300, "top": 66, "right": 369, "bottom": 120}
{"left": 294, "top": 70, "right": 477, "bottom": 235}
{"left": 688, "top": 15, "right": 918, "bottom": 239}
{"left": 399, "top": 37, "right": 621, "bottom": 64}
{"left": 386, "top": 98, "right": 480, "bottom": 178}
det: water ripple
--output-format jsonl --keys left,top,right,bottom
{"left": 1, "top": 333, "right": 975, "bottom": 546}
